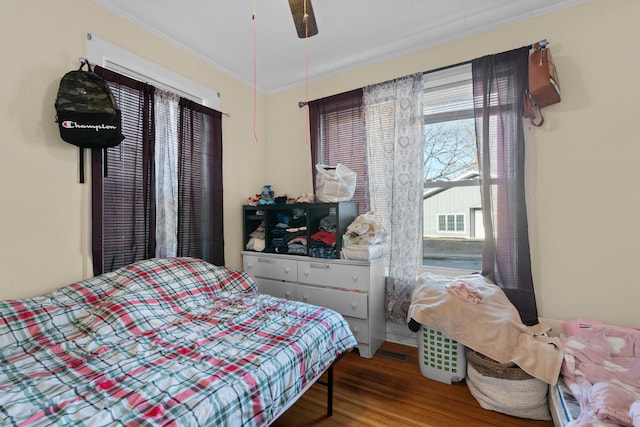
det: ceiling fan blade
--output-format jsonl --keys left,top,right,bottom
{"left": 288, "top": 0, "right": 319, "bottom": 38}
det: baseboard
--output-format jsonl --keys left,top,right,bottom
{"left": 385, "top": 322, "right": 418, "bottom": 347}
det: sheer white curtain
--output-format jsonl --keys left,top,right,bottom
{"left": 154, "top": 89, "right": 180, "bottom": 258}
{"left": 363, "top": 73, "right": 424, "bottom": 323}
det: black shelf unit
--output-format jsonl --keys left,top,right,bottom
{"left": 242, "top": 202, "right": 358, "bottom": 259}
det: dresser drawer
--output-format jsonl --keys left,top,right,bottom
{"left": 243, "top": 255, "right": 298, "bottom": 282}
{"left": 345, "top": 317, "right": 370, "bottom": 344}
{"left": 297, "top": 284, "right": 368, "bottom": 319}
{"left": 298, "top": 261, "right": 369, "bottom": 292}
{"left": 255, "top": 278, "right": 296, "bottom": 300}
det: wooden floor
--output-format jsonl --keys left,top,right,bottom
{"left": 272, "top": 341, "right": 555, "bottom": 427}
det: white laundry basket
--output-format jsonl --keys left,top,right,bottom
{"left": 418, "top": 325, "right": 466, "bottom": 384}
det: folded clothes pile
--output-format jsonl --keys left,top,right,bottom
{"left": 245, "top": 223, "right": 265, "bottom": 251}
{"left": 309, "top": 214, "right": 338, "bottom": 259}
{"left": 341, "top": 211, "right": 387, "bottom": 261}
{"left": 266, "top": 210, "right": 308, "bottom": 255}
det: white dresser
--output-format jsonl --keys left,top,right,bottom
{"left": 242, "top": 251, "right": 385, "bottom": 358}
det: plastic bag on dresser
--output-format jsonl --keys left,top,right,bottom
{"left": 315, "top": 164, "right": 356, "bottom": 202}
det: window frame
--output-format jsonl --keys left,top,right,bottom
{"left": 421, "top": 63, "right": 481, "bottom": 274}
{"left": 90, "top": 38, "right": 224, "bottom": 275}
{"left": 87, "top": 33, "right": 220, "bottom": 109}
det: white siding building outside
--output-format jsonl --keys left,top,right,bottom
{"left": 423, "top": 185, "right": 483, "bottom": 239}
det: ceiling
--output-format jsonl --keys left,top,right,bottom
{"left": 94, "top": 0, "right": 588, "bottom": 94}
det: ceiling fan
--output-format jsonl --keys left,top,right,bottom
{"left": 288, "top": 0, "right": 318, "bottom": 38}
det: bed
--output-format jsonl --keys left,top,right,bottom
{"left": 548, "top": 375, "right": 581, "bottom": 426}
{"left": 0, "top": 257, "right": 357, "bottom": 426}
{"left": 548, "top": 319, "right": 640, "bottom": 427}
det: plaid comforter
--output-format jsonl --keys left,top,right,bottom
{"left": 0, "top": 258, "right": 356, "bottom": 426}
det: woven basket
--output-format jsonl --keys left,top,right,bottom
{"left": 466, "top": 348, "right": 533, "bottom": 380}
{"left": 465, "top": 348, "right": 551, "bottom": 421}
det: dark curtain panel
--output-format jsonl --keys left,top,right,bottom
{"left": 177, "top": 99, "right": 224, "bottom": 265}
{"left": 91, "top": 66, "right": 156, "bottom": 276}
{"left": 308, "top": 89, "right": 367, "bottom": 213}
{"left": 472, "top": 46, "right": 538, "bottom": 325}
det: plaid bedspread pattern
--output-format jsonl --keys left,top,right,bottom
{"left": 0, "top": 257, "right": 357, "bottom": 426}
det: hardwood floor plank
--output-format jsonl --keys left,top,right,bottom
{"left": 272, "top": 341, "right": 555, "bottom": 427}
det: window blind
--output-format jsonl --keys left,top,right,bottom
{"left": 309, "top": 89, "right": 368, "bottom": 213}
{"left": 92, "top": 67, "right": 155, "bottom": 275}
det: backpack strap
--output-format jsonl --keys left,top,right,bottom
{"left": 78, "top": 59, "right": 91, "bottom": 72}
{"left": 79, "top": 147, "right": 85, "bottom": 184}
{"left": 103, "top": 148, "right": 108, "bottom": 178}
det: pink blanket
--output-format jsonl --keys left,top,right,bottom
{"left": 561, "top": 326, "right": 640, "bottom": 426}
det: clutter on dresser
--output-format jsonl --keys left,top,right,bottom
{"left": 243, "top": 202, "right": 358, "bottom": 259}
{"left": 315, "top": 163, "right": 357, "bottom": 202}
{"left": 246, "top": 184, "right": 278, "bottom": 206}
{"left": 246, "top": 186, "right": 316, "bottom": 207}
{"left": 341, "top": 211, "right": 387, "bottom": 261}
{"left": 294, "top": 193, "right": 314, "bottom": 203}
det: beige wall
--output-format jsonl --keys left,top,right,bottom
{"left": 2, "top": 0, "right": 639, "bottom": 329}
{"left": 266, "top": 0, "right": 640, "bottom": 328}
{"left": 0, "top": 0, "right": 265, "bottom": 298}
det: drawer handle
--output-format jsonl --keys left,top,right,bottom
{"left": 285, "top": 291, "right": 291, "bottom": 298}
{"left": 351, "top": 275, "right": 359, "bottom": 282}
{"left": 284, "top": 267, "right": 290, "bottom": 274}
{"left": 258, "top": 258, "right": 274, "bottom": 264}
{"left": 302, "top": 295, "right": 309, "bottom": 302}
{"left": 352, "top": 327, "right": 359, "bottom": 336}
{"left": 351, "top": 302, "right": 358, "bottom": 310}
{"left": 309, "top": 263, "right": 330, "bottom": 270}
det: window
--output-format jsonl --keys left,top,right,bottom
{"left": 422, "top": 64, "right": 482, "bottom": 271}
{"left": 437, "top": 213, "right": 465, "bottom": 232}
{"left": 309, "top": 49, "right": 536, "bottom": 323}
{"left": 91, "top": 70, "right": 223, "bottom": 275}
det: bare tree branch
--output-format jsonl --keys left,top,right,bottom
{"left": 424, "top": 119, "right": 477, "bottom": 183}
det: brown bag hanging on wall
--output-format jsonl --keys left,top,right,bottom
{"left": 524, "top": 42, "right": 561, "bottom": 126}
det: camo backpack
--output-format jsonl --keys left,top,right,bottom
{"left": 55, "top": 61, "right": 124, "bottom": 182}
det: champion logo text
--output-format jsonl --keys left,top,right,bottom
{"left": 61, "top": 121, "right": 118, "bottom": 131}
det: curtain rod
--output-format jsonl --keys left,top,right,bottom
{"left": 297, "top": 38, "right": 549, "bottom": 109}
